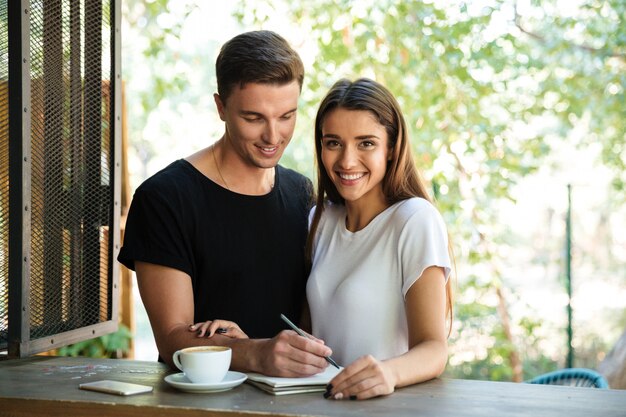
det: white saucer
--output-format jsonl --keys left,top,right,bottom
{"left": 164, "top": 371, "right": 247, "bottom": 393}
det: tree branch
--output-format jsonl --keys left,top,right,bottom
{"left": 514, "top": 8, "right": 626, "bottom": 60}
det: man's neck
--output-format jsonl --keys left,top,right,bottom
{"left": 186, "top": 140, "right": 275, "bottom": 196}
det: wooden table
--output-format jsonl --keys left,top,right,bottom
{"left": 0, "top": 356, "right": 624, "bottom": 417}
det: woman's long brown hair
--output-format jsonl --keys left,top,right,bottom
{"left": 306, "top": 78, "right": 454, "bottom": 332}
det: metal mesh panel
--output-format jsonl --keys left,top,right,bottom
{"left": 28, "top": 0, "right": 113, "bottom": 340}
{"left": 0, "top": 0, "right": 8, "bottom": 349}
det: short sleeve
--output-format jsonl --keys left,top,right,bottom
{"left": 117, "top": 186, "right": 193, "bottom": 276}
{"left": 398, "top": 203, "right": 451, "bottom": 296}
{"left": 308, "top": 206, "right": 317, "bottom": 230}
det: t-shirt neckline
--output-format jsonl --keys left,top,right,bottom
{"left": 179, "top": 159, "right": 280, "bottom": 200}
{"left": 338, "top": 200, "right": 407, "bottom": 238}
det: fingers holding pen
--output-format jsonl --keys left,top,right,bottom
{"left": 286, "top": 330, "right": 332, "bottom": 358}
{"left": 258, "top": 330, "right": 332, "bottom": 377}
{"left": 298, "top": 329, "right": 326, "bottom": 345}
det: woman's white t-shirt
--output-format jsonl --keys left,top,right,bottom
{"left": 306, "top": 198, "right": 451, "bottom": 366}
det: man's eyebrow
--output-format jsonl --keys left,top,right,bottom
{"left": 240, "top": 110, "right": 263, "bottom": 117}
{"left": 239, "top": 108, "right": 298, "bottom": 117}
{"left": 282, "top": 107, "right": 298, "bottom": 115}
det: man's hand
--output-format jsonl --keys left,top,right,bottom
{"left": 255, "top": 330, "right": 333, "bottom": 377}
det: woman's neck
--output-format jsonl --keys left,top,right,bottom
{"left": 344, "top": 191, "right": 389, "bottom": 232}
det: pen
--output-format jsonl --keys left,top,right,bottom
{"left": 280, "top": 313, "right": 340, "bottom": 369}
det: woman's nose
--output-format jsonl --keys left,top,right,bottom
{"left": 337, "top": 146, "right": 358, "bottom": 169}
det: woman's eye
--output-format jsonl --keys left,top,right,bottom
{"left": 323, "top": 139, "right": 340, "bottom": 148}
{"left": 361, "top": 140, "right": 375, "bottom": 148}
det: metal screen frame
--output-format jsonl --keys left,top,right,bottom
{"left": 4, "top": 0, "right": 121, "bottom": 358}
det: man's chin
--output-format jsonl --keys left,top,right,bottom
{"left": 254, "top": 156, "right": 283, "bottom": 169}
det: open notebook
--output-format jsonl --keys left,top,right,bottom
{"left": 245, "top": 366, "right": 342, "bottom": 395}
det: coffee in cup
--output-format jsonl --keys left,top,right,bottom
{"left": 172, "top": 346, "right": 231, "bottom": 384}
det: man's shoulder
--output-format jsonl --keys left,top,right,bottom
{"left": 276, "top": 165, "right": 310, "bottom": 183}
{"left": 136, "top": 159, "right": 195, "bottom": 194}
{"left": 276, "top": 165, "right": 312, "bottom": 193}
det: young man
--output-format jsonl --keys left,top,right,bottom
{"left": 118, "top": 31, "right": 331, "bottom": 377}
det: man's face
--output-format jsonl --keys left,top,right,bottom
{"left": 215, "top": 81, "right": 300, "bottom": 169}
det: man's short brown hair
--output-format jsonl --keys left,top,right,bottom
{"left": 216, "top": 30, "right": 304, "bottom": 104}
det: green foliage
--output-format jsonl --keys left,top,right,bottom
{"left": 122, "top": 0, "right": 204, "bottom": 167}
{"left": 57, "top": 325, "right": 133, "bottom": 359}
{"left": 445, "top": 277, "right": 560, "bottom": 381}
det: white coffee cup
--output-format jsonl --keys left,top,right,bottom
{"left": 172, "top": 346, "right": 231, "bottom": 384}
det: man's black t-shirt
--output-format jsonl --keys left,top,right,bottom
{"left": 118, "top": 159, "right": 313, "bottom": 338}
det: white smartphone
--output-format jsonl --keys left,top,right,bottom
{"left": 79, "top": 380, "right": 153, "bottom": 396}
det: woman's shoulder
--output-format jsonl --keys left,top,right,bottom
{"left": 324, "top": 201, "right": 346, "bottom": 216}
{"left": 309, "top": 202, "right": 346, "bottom": 229}
{"left": 392, "top": 197, "right": 445, "bottom": 229}
{"left": 310, "top": 201, "right": 344, "bottom": 218}
{"left": 394, "top": 197, "right": 437, "bottom": 217}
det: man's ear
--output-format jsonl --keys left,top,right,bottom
{"left": 214, "top": 93, "right": 226, "bottom": 121}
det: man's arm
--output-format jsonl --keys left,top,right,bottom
{"left": 135, "top": 261, "right": 332, "bottom": 376}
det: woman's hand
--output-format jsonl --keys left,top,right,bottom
{"left": 325, "top": 355, "right": 396, "bottom": 400}
{"left": 188, "top": 319, "right": 248, "bottom": 339}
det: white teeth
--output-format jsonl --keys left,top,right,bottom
{"left": 261, "top": 147, "right": 277, "bottom": 152}
{"left": 339, "top": 172, "right": 365, "bottom": 180}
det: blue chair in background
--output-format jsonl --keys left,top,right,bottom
{"left": 527, "top": 368, "right": 609, "bottom": 388}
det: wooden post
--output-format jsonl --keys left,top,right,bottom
{"left": 118, "top": 81, "right": 135, "bottom": 358}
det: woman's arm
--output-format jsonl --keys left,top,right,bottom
{"left": 326, "top": 265, "right": 448, "bottom": 400}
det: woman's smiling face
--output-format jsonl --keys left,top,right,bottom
{"left": 320, "top": 108, "right": 390, "bottom": 206}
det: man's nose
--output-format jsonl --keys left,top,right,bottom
{"left": 262, "top": 121, "right": 279, "bottom": 144}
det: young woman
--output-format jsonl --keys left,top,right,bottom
{"left": 306, "top": 78, "right": 453, "bottom": 400}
